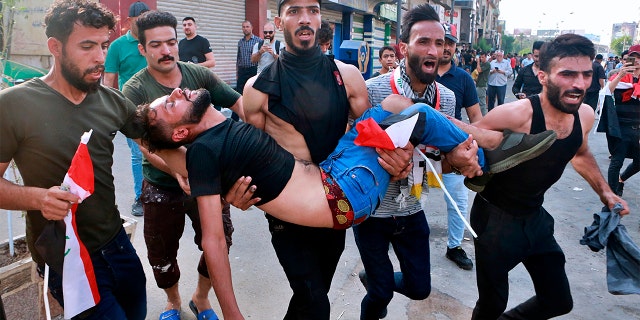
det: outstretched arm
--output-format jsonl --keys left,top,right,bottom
{"left": 198, "top": 194, "right": 245, "bottom": 320}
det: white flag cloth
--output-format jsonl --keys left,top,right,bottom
{"left": 61, "top": 130, "right": 99, "bottom": 319}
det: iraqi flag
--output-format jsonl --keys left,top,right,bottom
{"left": 61, "top": 130, "right": 99, "bottom": 319}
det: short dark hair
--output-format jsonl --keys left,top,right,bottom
{"left": 532, "top": 40, "right": 545, "bottom": 52}
{"left": 539, "top": 34, "right": 595, "bottom": 72}
{"left": 137, "top": 11, "right": 178, "bottom": 48}
{"left": 44, "top": 0, "right": 116, "bottom": 44}
{"left": 318, "top": 20, "right": 333, "bottom": 44}
{"left": 183, "top": 16, "right": 195, "bottom": 23}
{"left": 378, "top": 46, "right": 396, "bottom": 59}
{"left": 278, "top": 0, "right": 321, "bottom": 16}
{"left": 400, "top": 4, "right": 440, "bottom": 44}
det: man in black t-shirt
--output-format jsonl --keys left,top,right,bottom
{"left": 179, "top": 17, "right": 215, "bottom": 68}
{"left": 585, "top": 54, "right": 606, "bottom": 111}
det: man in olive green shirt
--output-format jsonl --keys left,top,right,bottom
{"left": 475, "top": 51, "right": 492, "bottom": 115}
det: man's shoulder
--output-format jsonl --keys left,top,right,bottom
{"left": 436, "top": 81, "right": 455, "bottom": 97}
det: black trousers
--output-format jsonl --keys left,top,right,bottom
{"left": 266, "top": 215, "right": 345, "bottom": 320}
{"left": 470, "top": 196, "right": 573, "bottom": 320}
{"left": 584, "top": 91, "right": 600, "bottom": 111}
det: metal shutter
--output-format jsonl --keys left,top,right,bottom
{"left": 158, "top": 0, "right": 245, "bottom": 88}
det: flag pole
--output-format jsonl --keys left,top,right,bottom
{"left": 43, "top": 265, "right": 52, "bottom": 320}
{"left": 416, "top": 148, "right": 478, "bottom": 238}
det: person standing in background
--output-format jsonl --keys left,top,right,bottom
{"left": 251, "top": 22, "right": 284, "bottom": 74}
{"left": 475, "top": 52, "right": 491, "bottom": 115}
{"left": 237, "top": 20, "right": 260, "bottom": 93}
{"left": 512, "top": 41, "right": 544, "bottom": 100}
{"left": 487, "top": 50, "right": 512, "bottom": 111}
{"left": 179, "top": 17, "right": 216, "bottom": 68}
{"left": 318, "top": 20, "right": 333, "bottom": 55}
{"left": 371, "top": 46, "right": 397, "bottom": 78}
{"left": 103, "top": 0, "right": 150, "bottom": 217}
{"left": 585, "top": 53, "right": 606, "bottom": 111}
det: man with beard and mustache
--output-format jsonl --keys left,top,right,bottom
{"left": 235, "top": 0, "right": 416, "bottom": 319}
{"left": 454, "top": 34, "right": 630, "bottom": 319}
{"left": 512, "top": 41, "right": 544, "bottom": 100}
{"left": 0, "top": 0, "right": 147, "bottom": 318}
{"left": 436, "top": 22, "right": 482, "bottom": 272}
{"left": 353, "top": 5, "right": 558, "bottom": 319}
{"left": 122, "top": 10, "right": 243, "bottom": 320}
{"left": 251, "top": 22, "right": 285, "bottom": 74}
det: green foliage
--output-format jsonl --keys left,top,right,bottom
{"left": 610, "top": 35, "right": 632, "bottom": 56}
{"left": 501, "top": 34, "right": 515, "bottom": 54}
{"left": 474, "top": 38, "right": 491, "bottom": 52}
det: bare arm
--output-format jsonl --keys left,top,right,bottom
{"left": 227, "top": 96, "right": 245, "bottom": 121}
{"left": 570, "top": 106, "right": 629, "bottom": 215}
{"left": 103, "top": 72, "right": 117, "bottom": 88}
{"left": 197, "top": 194, "right": 245, "bottom": 320}
{"left": 242, "top": 76, "right": 267, "bottom": 130}
{"left": 465, "top": 103, "right": 483, "bottom": 123}
{"left": 200, "top": 52, "right": 216, "bottom": 68}
{"left": 0, "top": 162, "right": 79, "bottom": 220}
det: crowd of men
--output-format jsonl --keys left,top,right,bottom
{"left": 0, "top": 1, "right": 635, "bottom": 320}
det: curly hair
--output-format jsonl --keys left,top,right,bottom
{"left": 44, "top": 0, "right": 116, "bottom": 43}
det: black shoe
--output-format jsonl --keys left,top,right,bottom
{"left": 464, "top": 172, "right": 494, "bottom": 193}
{"left": 485, "top": 130, "right": 557, "bottom": 173}
{"left": 358, "top": 270, "right": 388, "bottom": 319}
{"left": 616, "top": 181, "right": 625, "bottom": 196}
{"left": 131, "top": 198, "right": 143, "bottom": 217}
{"left": 446, "top": 246, "right": 473, "bottom": 270}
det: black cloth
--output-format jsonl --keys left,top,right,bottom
{"left": 481, "top": 95, "right": 582, "bottom": 214}
{"left": 187, "top": 119, "right": 295, "bottom": 205}
{"left": 612, "top": 76, "right": 640, "bottom": 127}
{"left": 588, "top": 61, "right": 606, "bottom": 93}
{"left": 252, "top": 45, "right": 349, "bottom": 320}
{"left": 253, "top": 46, "right": 350, "bottom": 164}
{"left": 580, "top": 204, "right": 640, "bottom": 295}
{"left": 511, "top": 63, "right": 542, "bottom": 97}
{"left": 179, "top": 35, "right": 212, "bottom": 64}
{"left": 597, "top": 94, "right": 622, "bottom": 139}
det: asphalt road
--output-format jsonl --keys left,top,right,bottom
{"left": 2, "top": 82, "right": 639, "bottom": 319}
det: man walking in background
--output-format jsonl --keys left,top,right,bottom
{"left": 103, "top": 0, "right": 150, "bottom": 217}
{"left": 475, "top": 51, "right": 491, "bottom": 115}
{"left": 585, "top": 53, "right": 606, "bottom": 111}
{"left": 179, "top": 17, "right": 216, "bottom": 68}
{"left": 251, "top": 22, "right": 284, "bottom": 75}
{"left": 487, "top": 50, "right": 512, "bottom": 111}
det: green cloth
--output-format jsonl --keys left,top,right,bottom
{"left": 0, "top": 79, "right": 142, "bottom": 265}
{"left": 123, "top": 62, "right": 241, "bottom": 189}
{"left": 475, "top": 61, "right": 491, "bottom": 87}
{"left": 104, "top": 31, "right": 147, "bottom": 90}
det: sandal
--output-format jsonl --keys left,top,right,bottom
{"left": 189, "top": 300, "right": 218, "bottom": 320}
{"left": 159, "top": 309, "right": 180, "bottom": 320}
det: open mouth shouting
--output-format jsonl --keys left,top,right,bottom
{"left": 296, "top": 26, "right": 315, "bottom": 42}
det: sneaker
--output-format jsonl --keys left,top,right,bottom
{"left": 464, "top": 172, "right": 494, "bottom": 193}
{"left": 358, "top": 270, "right": 388, "bottom": 319}
{"left": 446, "top": 246, "right": 473, "bottom": 270}
{"left": 131, "top": 198, "right": 144, "bottom": 217}
{"left": 485, "top": 129, "right": 557, "bottom": 173}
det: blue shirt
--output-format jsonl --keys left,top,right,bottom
{"left": 436, "top": 62, "right": 479, "bottom": 120}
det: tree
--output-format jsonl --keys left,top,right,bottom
{"left": 501, "top": 34, "right": 515, "bottom": 53}
{"left": 474, "top": 38, "right": 491, "bottom": 53}
{"left": 610, "top": 35, "right": 632, "bottom": 56}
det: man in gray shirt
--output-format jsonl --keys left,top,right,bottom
{"left": 487, "top": 50, "right": 512, "bottom": 111}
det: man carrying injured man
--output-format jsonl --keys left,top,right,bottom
{"left": 135, "top": 87, "right": 555, "bottom": 319}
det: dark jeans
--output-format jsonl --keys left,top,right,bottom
{"left": 607, "top": 126, "right": 640, "bottom": 194}
{"left": 470, "top": 196, "right": 573, "bottom": 320}
{"left": 584, "top": 91, "right": 600, "bottom": 111}
{"left": 267, "top": 215, "right": 345, "bottom": 320}
{"left": 43, "top": 228, "right": 147, "bottom": 320}
{"left": 141, "top": 180, "right": 234, "bottom": 288}
{"left": 353, "top": 212, "right": 431, "bottom": 320}
{"left": 487, "top": 85, "right": 507, "bottom": 111}
{"left": 234, "top": 66, "right": 257, "bottom": 121}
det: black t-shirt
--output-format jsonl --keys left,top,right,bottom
{"left": 187, "top": 119, "right": 295, "bottom": 205}
{"left": 588, "top": 61, "right": 606, "bottom": 93}
{"left": 179, "top": 35, "right": 212, "bottom": 64}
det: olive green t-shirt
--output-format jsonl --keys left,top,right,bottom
{"left": 0, "top": 79, "right": 142, "bottom": 264}
{"left": 123, "top": 62, "right": 241, "bottom": 189}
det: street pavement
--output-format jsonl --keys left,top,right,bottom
{"left": 3, "top": 77, "right": 639, "bottom": 319}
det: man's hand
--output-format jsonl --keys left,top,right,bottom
{"left": 41, "top": 186, "right": 80, "bottom": 221}
{"left": 603, "top": 192, "right": 630, "bottom": 216}
{"left": 377, "top": 143, "right": 412, "bottom": 181}
{"left": 224, "top": 176, "right": 260, "bottom": 210}
{"left": 175, "top": 173, "right": 191, "bottom": 195}
{"left": 445, "top": 135, "right": 482, "bottom": 178}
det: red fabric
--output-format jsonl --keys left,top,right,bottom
{"left": 354, "top": 118, "right": 395, "bottom": 150}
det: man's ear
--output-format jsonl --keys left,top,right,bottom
{"left": 47, "top": 37, "right": 62, "bottom": 57}
{"left": 172, "top": 127, "right": 189, "bottom": 142}
{"left": 538, "top": 71, "right": 547, "bottom": 86}
{"left": 399, "top": 42, "right": 408, "bottom": 58}
{"left": 138, "top": 42, "right": 146, "bottom": 56}
{"left": 274, "top": 16, "right": 283, "bottom": 31}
